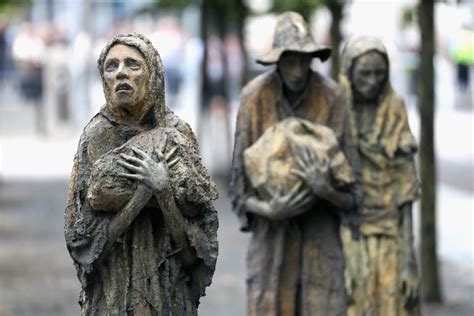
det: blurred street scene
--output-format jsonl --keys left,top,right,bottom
{"left": 0, "top": 0, "right": 473, "bottom": 315}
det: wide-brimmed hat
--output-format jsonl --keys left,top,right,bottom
{"left": 257, "top": 11, "right": 331, "bottom": 65}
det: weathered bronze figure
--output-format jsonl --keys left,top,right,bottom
{"left": 230, "top": 12, "right": 362, "bottom": 316}
{"left": 64, "top": 33, "right": 218, "bottom": 315}
{"left": 339, "top": 36, "right": 421, "bottom": 316}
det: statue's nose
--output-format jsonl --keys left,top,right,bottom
{"left": 116, "top": 63, "right": 128, "bottom": 79}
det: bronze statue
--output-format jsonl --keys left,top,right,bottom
{"left": 64, "top": 33, "right": 218, "bottom": 315}
{"left": 229, "top": 12, "right": 363, "bottom": 316}
{"left": 339, "top": 36, "right": 420, "bottom": 316}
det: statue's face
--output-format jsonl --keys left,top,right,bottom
{"left": 351, "top": 51, "right": 387, "bottom": 101}
{"left": 103, "top": 44, "right": 150, "bottom": 110}
{"left": 278, "top": 51, "right": 312, "bottom": 92}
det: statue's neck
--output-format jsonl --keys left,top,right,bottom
{"left": 109, "top": 101, "right": 153, "bottom": 127}
{"left": 283, "top": 80, "right": 310, "bottom": 107}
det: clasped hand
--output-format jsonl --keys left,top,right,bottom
{"left": 290, "top": 145, "right": 332, "bottom": 200}
{"left": 117, "top": 134, "right": 180, "bottom": 193}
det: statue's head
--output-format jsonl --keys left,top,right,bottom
{"left": 257, "top": 11, "right": 331, "bottom": 92}
{"left": 341, "top": 36, "right": 389, "bottom": 102}
{"left": 277, "top": 51, "right": 313, "bottom": 92}
{"left": 98, "top": 33, "right": 165, "bottom": 118}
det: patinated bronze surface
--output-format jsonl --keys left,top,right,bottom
{"left": 339, "top": 36, "right": 421, "bottom": 316}
{"left": 230, "top": 12, "right": 363, "bottom": 316}
{"left": 243, "top": 117, "right": 356, "bottom": 215}
{"left": 64, "top": 33, "right": 218, "bottom": 315}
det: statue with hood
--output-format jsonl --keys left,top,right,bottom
{"left": 230, "top": 12, "right": 363, "bottom": 316}
{"left": 339, "top": 36, "right": 420, "bottom": 316}
{"left": 64, "top": 33, "right": 218, "bottom": 315}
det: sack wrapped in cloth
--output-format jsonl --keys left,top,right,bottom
{"left": 243, "top": 117, "right": 355, "bottom": 202}
{"left": 87, "top": 127, "right": 215, "bottom": 214}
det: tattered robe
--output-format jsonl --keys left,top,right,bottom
{"left": 339, "top": 37, "right": 421, "bottom": 316}
{"left": 230, "top": 70, "right": 363, "bottom": 316}
{"left": 65, "top": 105, "right": 218, "bottom": 315}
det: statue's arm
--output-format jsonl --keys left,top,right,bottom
{"left": 401, "top": 203, "right": 416, "bottom": 262}
{"left": 399, "top": 202, "right": 420, "bottom": 309}
{"left": 229, "top": 96, "right": 259, "bottom": 229}
{"left": 118, "top": 146, "right": 197, "bottom": 267}
{"left": 155, "top": 188, "right": 197, "bottom": 266}
{"left": 97, "top": 185, "right": 153, "bottom": 263}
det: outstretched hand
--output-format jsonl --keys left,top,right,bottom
{"left": 117, "top": 134, "right": 180, "bottom": 193}
{"left": 290, "top": 145, "right": 332, "bottom": 200}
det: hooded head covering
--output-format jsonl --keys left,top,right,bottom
{"left": 340, "top": 36, "right": 390, "bottom": 101}
{"left": 339, "top": 36, "right": 419, "bottom": 219}
{"left": 338, "top": 36, "right": 418, "bottom": 160}
{"left": 98, "top": 33, "right": 167, "bottom": 126}
{"left": 257, "top": 11, "right": 331, "bottom": 65}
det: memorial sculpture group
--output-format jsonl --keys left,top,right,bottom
{"left": 65, "top": 12, "right": 420, "bottom": 316}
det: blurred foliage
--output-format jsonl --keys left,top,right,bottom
{"left": 272, "top": 0, "right": 324, "bottom": 21}
{"left": 0, "top": 0, "right": 31, "bottom": 17}
{"left": 401, "top": 5, "right": 416, "bottom": 29}
{"left": 155, "top": 0, "right": 193, "bottom": 10}
{"left": 271, "top": 0, "right": 346, "bottom": 21}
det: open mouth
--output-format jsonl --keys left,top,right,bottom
{"left": 115, "top": 83, "right": 133, "bottom": 92}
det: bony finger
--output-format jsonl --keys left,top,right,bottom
{"left": 305, "top": 147, "right": 315, "bottom": 162}
{"left": 165, "top": 146, "right": 178, "bottom": 161}
{"left": 295, "top": 155, "right": 307, "bottom": 169}
{"left": 120, "top": 154, "right": 145, "bottom": 167}
{"left": 168, "top": 157, "right": 180, "bottom": 168}
{"left": 118, "top": 160, "right": 143, "bottom": 173}
{"left": 292, "top": 189, "right": 312, "bottom": 204}
{"left": 118, "top": 173, "right": 144, "bottom": 181}
{"left": 291, "top": 196, "right": 313, "bottom": 210}
{"left": 131, "top": 146, "right": 149, "bottom": 160}
{"left": 158, "top": 132, "right": 168, "bottom": 153}
{"left": 290, "top": 168, "right": 305, "bottom": 179}
{"left": 287, "top": 181, "right": 303, "bottom": 197}
{"left": 154, "top": 149, "right": 166, "bottom": 162}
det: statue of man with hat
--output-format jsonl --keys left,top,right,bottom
{"left": 229, "top": 12, "right": 363, "bottom": 315}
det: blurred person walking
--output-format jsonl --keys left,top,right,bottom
{"left": 451, "top": 25, "right": 474, "bottom": 108}
{"left": 11, "top": 23, "right": 45, "bottom": 135}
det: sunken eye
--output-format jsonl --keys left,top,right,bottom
{"left": 105, "top": 60, "right": 118, "bottom": 71}
{"left": 126, "top": 59, "right": 142, "bottom": 70}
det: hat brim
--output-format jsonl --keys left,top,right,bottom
{"left": 257, "top": 46, "right": 332, "bottom": 65}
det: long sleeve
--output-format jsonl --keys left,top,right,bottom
{"left": 229, "top": 92, "right": 258, "bottom": 231}
{"left": 339, "top": 90, "right": 364, "bottom": 213}
{"left": 64, "top": 133, "right": 112, "bottom": 289}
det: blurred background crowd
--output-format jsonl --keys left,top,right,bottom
{"left": 0, "top": 0, "right": 472, "bottom": 315}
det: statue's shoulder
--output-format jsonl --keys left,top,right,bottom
{"left": 77, "top": 112, "right": 119, "bottom": 164}
{"left": 389, "top": 90, "right": 407, "bottom": 110}
{"left": 241, "top": 71, "right": 277, "bottom": 102}
{"left": 311, "top": 71, "right": 345, "bottom": 97}
{"left": 163, "top": 108, "right": 199, "bottom": 147}
{"left": 80, "top": 112, "right": 114, "bottom": 141}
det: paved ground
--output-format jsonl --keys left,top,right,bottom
{"left": 0, "top": 177, "right": 472, "bottom": 316}
{"left": 0, "top": 177, "right": 249, "bottom": 316}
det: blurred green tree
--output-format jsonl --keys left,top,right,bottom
{"left": 0, "top": 0, "right": 31, "bottom": 16}
{"left": 418, "top": 0, "right": 442, "bottom": 303}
